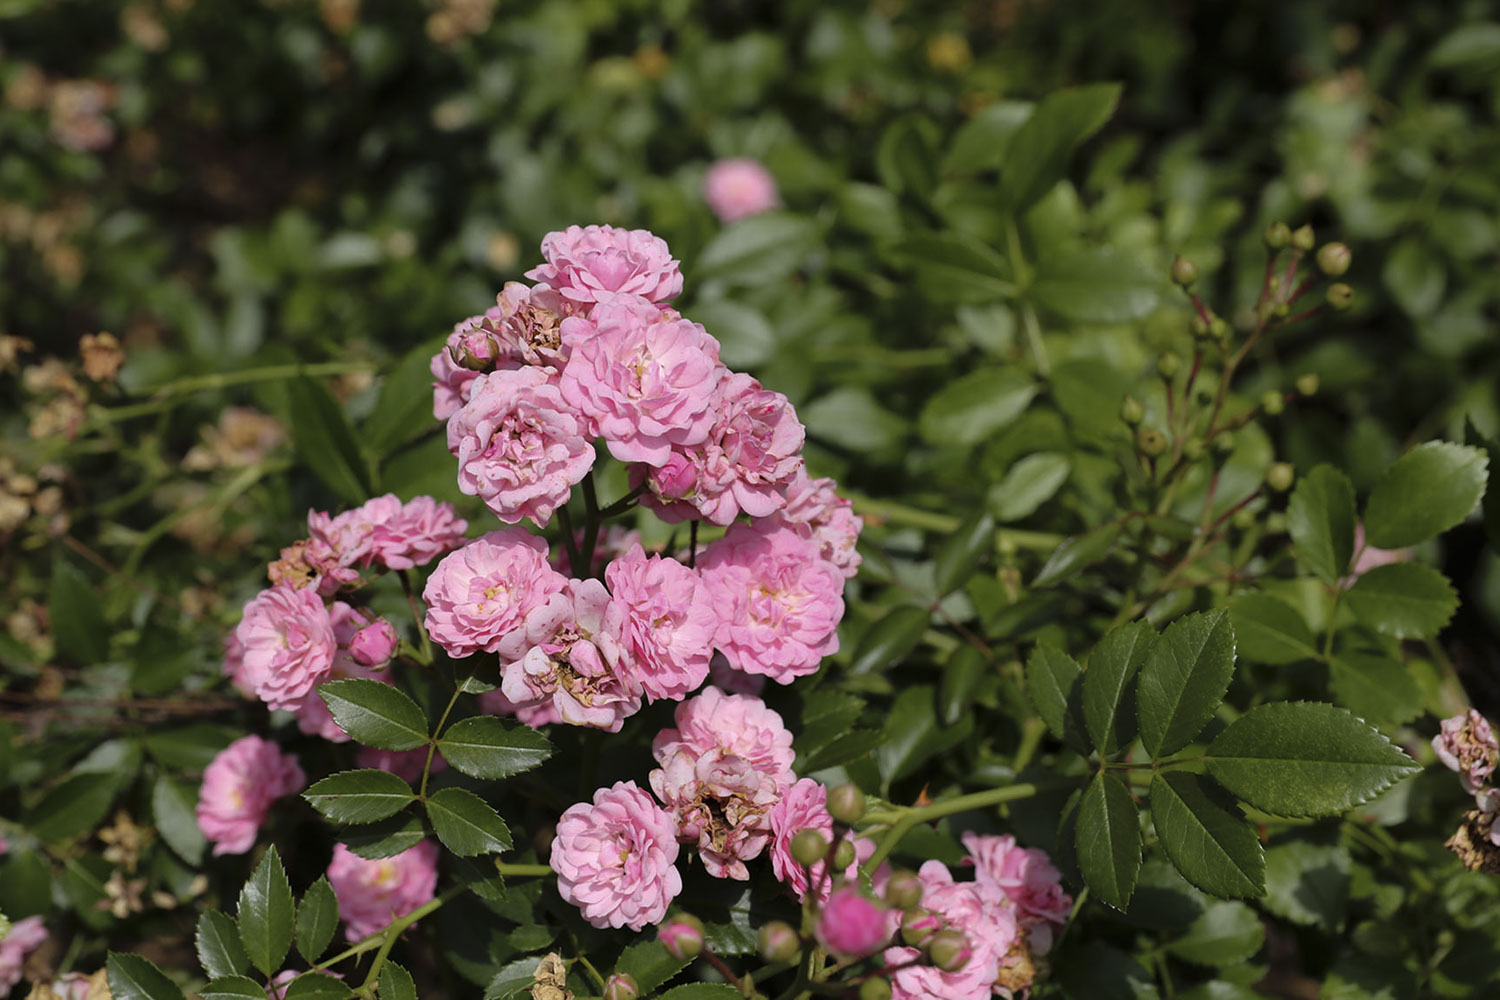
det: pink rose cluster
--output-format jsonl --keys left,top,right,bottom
{"left": 326, "top": 840, "right": 440, "bottom": 941}
{"left": 1435, "top": 708, "right": 1500, "bottom": 849}
{"left": 196, "top": 735, "right": 307, "bottom": 856}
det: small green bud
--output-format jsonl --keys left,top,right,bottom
{"left": 1326, "top": 282, "right": 1354, "bottom": 310}
{"left": 1209, "top": 317, "right": 1230, "bottom": 340}
{"left": 1266, "top": 462, "right": 1295, "bottom": 492}
{"left": 1158, "top": 351, "right": 1182, "bottom": 378}
{"left": 1317, "top": 242, "right": 1351, "bottom": 276}
{"left": 603, "top": 973, "right": 641, "bottom": 1000}
{"left": 791, "top": 829, "right": 830, "bottom": 867}
{"left": 1191, "top": 315, "right": 1211, "bottom": 338}
{"left": 1264, "top": 221, "right": 1291, "bottom": 249}
{"left": 659, "top": 914, "right": 705, "bottom": 960}
{"left": 1137, "top": 428, "right": 1168, "bottom": 458}
{"left": 832, "top": 838, "right": 858, "bottom": 872}
{"left": 1182, "top": 437, "right": 1205, "bottom": 461}
{"left": 1291, "top": 224, "right": 1316, "bottom": 252}
{"left": 860, "top": 979, "right": 894, "bottom": 1000}
{"left": 996, "top": 534, "right": 1018, "bottom": 558}
{"left": 1265, "top": 511, "right": 1288, "bottom": 535}
{"left": 928, "top": 930, "right": 973, "bottom": 972}
{"left": 1273, "top": 301, "right": 1290, "bottom": 318}
{"left": 1231, "top": 507, "right": 1256, "bottom": 530}
{"left": 758, "top": 921, "right": 801, "bottom": 964}
{"left": 827, "top": 783, "right": 867, "bottom": 826}
{"left": 884, "top": 869, "right": 924, "bottom": 910}
{"left": 901, "top": 908, "right": 940, "bottom": 947}
{"left": 1212, "top": 431, "right": 1235, "bottom": 455}
{"left": 1171, "top": 255, "right": 1199, "bottom": 287}
{"left": 1119, "top": 395, "right": 1145, "bottom": 426}
{"left": 1295, "top": 373, "right": 1320, "bottom": 396}
{"left": 1261, "top": 390, "right": 1285, "bottom": 416}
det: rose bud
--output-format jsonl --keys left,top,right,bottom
{"left": 659, "top": 913, "right": 705, "bottom": 960}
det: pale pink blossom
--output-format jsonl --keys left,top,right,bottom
{"left": 769, "top": 778, "right": 860, "bottom": 901}
{"left": 431, "top": 301, "right": 510, "bottom": 420}
{"left": 362, "top": 495, "right": 468, "bottom": 570}
{"left": 422, "top": 529, "right": 569, "bottom": 659}
{"left": 224, "top": 631, "right": 255, "bottom": 698}
{"left": 235, "top": 584, "right": 337, "bottom": 710}
{"left": 357, "top": 747, "right": 445, "bottom": 785}
{"left": 699, "top": 521, "right": 844, "bottom": 683}
{"left": 775, "top": 469, "right": 863, "bottom": 579}
{"left": 605, "top": 545, "right": 716, "bottom": 700}
{"left": 527, "top": 225, "right": 683, "bottom": 306}
{"left": 961, "top": 832, "right": 1071, "bottom": 955}
{"left": 704, "top": 158, "right": 780, "bottom": 222}
{"left": 551, "top": 781, "right": 683, "bottom": 930}
{"left": 327, "top": 840, "right": 439, "bottom": 941}
{"left": 196, "top": 735, "right": 306, "bottom": 856}
{"left": 0, "top": 916, "right": 49, "bottom": 995}
{"left": 0, "top": 834, "right": 8, "bottom": 855}
{"left": 885, "top": 862, "right": 1017, "bottom": 1000}
{"left": 652, "top": 687, "right": 796, "bottom": 790}
{"left": 558, "top": 296, "right": 723, "bottom": 465}
{"left": 816, "top": 888, "right": 890, "bottom": 958}
{"left": 449, "top": 367, "right": 596, "bottom": 525}
{"left": 478, "top": 687, "right": 563, "bottom": 728}
{"left": 650, "top": 744, "right": 779, "bottom": 880}
{"left": 1434, "top": 709, "right": 1499, "bottom": 794}
{"left": 287, "top": 602, "right": 394, "bottom": 743}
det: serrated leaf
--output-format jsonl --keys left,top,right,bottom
{"left": 1083, "top": 620, "right": 1155, "bottom": 755}
{"left": 200, "top": 977, "right": 267, "bottom": 1000}
{"left": 303, "top": 770, "right": 415, "bottom": 824}
{"left": 340, "top": 812, "right": 428, "bottom": 860}
{"left": 438, "top": 716, "right": 552, "bottom": 780}
{"left": 152, "top": 776, "right": 205, "bottom": 865}
{"left": 1327, "top": 654, "right": 1422, "bottom": 727}
{"left": 1343, "top": 563, "right": 1458, "bottom": 638}
{"left": 1076, "top": 771, "right": 1141, "bottom": 911}
{"left": 1227, "top": 593, "right": 1318, "bottom": 665}
{"left": 108, "top": 952, "right": 186, "bottom": 1000}
{"left": 1000, "top": 83, "right": 1122, "bottom": 213}
{"left": 1026, "top": 644, "right": 1088, "bottom": 752}
{"left": 426, "top": 787, "right": 512, "bottom": 856}
{"left": 295, "top": 876, "right": 339, "bottom": 964}
{"left": 1286, "top": 465, "right": 1357, "bottom": 585}
{"left": 317, "top": 679, "right": 428, "bottom": 751}
{"left": 848, "top": 605, "right": 931, "bottom": 675}
{"left": 1150, "top": 772, "right": 1264, "bottom": 899}
{"left": 1363, "top": 441, "right": 1487, "bottom": 549}
{"left": 288, "top": 376, "right": 375, "bottom": 504}
{"left": 613, "top": 940, "right": 690, "bottom": 995}
{"left": 237, "top": 846, "right": 294, "bottom": 976}
{"left": 283, "top": 973, "right": 354, "bottom": 999}
{"left": 918, "top": 368, "right": 1036, "bottom": 447}
{"left": 378, "top": 962, "right": 418, "bottom": 1000}
{"left": 1033, "top": 521, "right": 1122, "bottom": 587}
{"left": 483, "top": 957, "right": 541, "bottom": 1000}
{"left": 934, "top": 511, "right": 996, "bottom": 596}
{"left": 658, "top": 986, "right": 745, "bottom": 999}
{"left": 196, "top": 911, "right": 249, "bottom": 979}
{"left": 1205, "top": 702, "right": 1420, "bottom": 818}
{"left": 1137, "top": 610, "right": 1236, "bottom": 759}
{"left": 1164, "top": 900, "right": 1265, "bottom": 966}
{"left": 1262, "top": 841, "right": 1350, "bottom": 932}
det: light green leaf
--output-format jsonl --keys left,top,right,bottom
{"left": 1137, "top": 610, "right": 1236, "bottom": 759}
{"left": 317, "top": 679, "right": 429, "bottom": 751}
{"left": 378, "top": 962, "right": 418, "bottom": 1000}
{"left": 295, "top": 876, "right": 339, "bottom": 964}
{"left": 613, "top": 940, "right": 690, "bottom": 995}
{"left": 1343, "top": 563, "right": 1458, "bottom": 639}
{"left": 887, "top": 232, "right": 1015, "bottom": 304}
{"left": 1000, "top": 83, "right": 1122, "bottom": 213}
{"left": 918, "top": 368, "right": 1037, "bottom": 447}
{"left": 426, "top": 787, "right": 512, "bottom": 856}
{"left": 438, "top": 716, "right": 553, "bottom": 780}
{"left": 1363, "top": 441, "right": 1487, "bottom": 549}
{"left": 283, "top": 973, "right": 354, "bottom": 1000}
{"left": 108, "top": 952, "right": 186, "bottom": 1000}
{"left": 152, "top": 776, "right": 205, "bottom": 865}
{"left": 876, "top": 114, "right": 939, "bottom": 197}
{"left": 1150, "top": 772, "right": 1264, "bottom": 899}
{"left": 1327, "top": 654, "right": 1423, "bottom": 727}
{"left": 696, "top": 213, "right": 818, "bottom": 287}
{"left": 1027, "top": 644, "right": 1088, "bottom": 752}
{"left": 1076, "top": 772, "right": 1141, "bottom": 911}
{"left": 237, "top": 846, "right": 294, "bottom": 976}
{"left": 195, "top": 911, "right": 249, "bottom": 980}
{"left": 1082, "top": 620, "right": 1155, "bottom": 755}
{"left": 934, "top": 511, "right": 996, "bottom": 596}
{"left": 945, "top": 100, "right": 1034, "bottom": 173}
{"left": 1382, "top": 238, "right": 1445, "bottom": 318}
{"left": 1030, "top": 249, "right": 1161, "bottom": 324}
{"left": 303, "top": 770, "right": 415, "bottom": 825}
{"left": 1262, "top": 841, "right": 1350, "bottom": 932}
{"left": 802, "top": 387, "right": 908, "bottom": 455}
{"left": 1164, "top": 900, "right": 1265, "bottom": 966}
{"left": 1033, "top": 521, "right": 1122, "bottom": 587}
{"left": 483, "top": 958, "right": 540, "bottom": 1000}
{"left": 848, "top": 605, "right": 931, "bottom": 675}
{"left": 1227, "top": 593, "right": 1317, "bottom": 665}
{"left": 989, "top": 452, "right": 1071, "bottom": 523}
{"left": 1429, "top": 23, "right": 1500, "bottom": 70}
{"left": 1286, "top": 465, "right": 1356, "bottom": 585}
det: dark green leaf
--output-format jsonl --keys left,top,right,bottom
{"left": 801, "top": 729, "right": 883, "bottom": 772}
{"left": 1382, "top": 238, "right": 1445, "bottom": 318}
{"left": 199, "top": 977, "right": 267, "bottom": 1000}
{"left": 1205, "top": 702, "right": 1420, "bottom": 818}
{"left": 378, "top": 963, "right": 418, "bottom": 1000}
{"left": 1076, "top": 772, "right": 1141, "bottom": 911}
{"left": 875, "top": 114, "right": 939, "bottom": 198}
{"left": 196, "top": 910, "right": 249, "bottom": 980}
{"left": 658, "top": 986, "right": 745, "bottom": 1000}
{"left": 483, "top": 957, "right": 541, "bottom": 999}
{"left": 340, "top": 812, "right": 428, "bottom": 860}
{"left": 887, "top": 232, "right": 1015, "bottom": 304}
{"left": 1227, "top": 593, "right": 1318, "bottom": 665}
{"left": 1463, "top": 418, "right": 1500, "bottom": 548}
{"left": 939, "top": 645, "right": 987, "bottom": 727}
{"left": 152, "top": 776, "right": 205, "bottom": 865}
{"left": 304, "top": 770, "right": 415, "bottom": 824}
{"left": 1137, "top": 610, "right": 1236, "bottom": 758}
{"left": 317, "top": 679, "right": 429, "bottom": 751}
{"left": 918, "top": 368, "right": 1036, "bottom": 447}
{"left": 366, "top": 335, "right": 445, "bottom": 456}
{"left": 989, "top": 452, "right": 1071, "bottom": 522}
{"left": 237, "top": 845, "right": 295, "bottom": 976}
{"left": 1030, "top": 249, "right": 1161, "bottom": 324}
{"left": 1150, "top": 772, "right": 1264, "bottom": 899}
{"left": 283, "top": 973, "right": 354, "bottom": 1000}
{"left": 287, "top": 375, "right": 375, "bottom": 504}
{"left": 1327, "top": 654, "right": 1422, "bottom": 727}
{"left": 1033, "top": 521, "right": 1122, "bottom": 587}
{"left": 1164, "top": 900, "right": 1265, "bottom": 966}
{"left": 108, "top": 952, "right": 186, "bottom": 1000}
{"left": 50, "top": 556, "right": 108, "bottom": 664}
{"left": 849, "top": 605, "right": 931, "bottom": 675}
{"left": 1363, "top": 441, "right": 1487, "bottom": 549}
{"left": 1286, "top": 465, "right": 1356, "bottom": 585}
{"left": 696, "top": 213, "right": 818, "bottom": 287}
{"left": 877, "top": 685, "right": 973, "bottom": 787}
{"left": 1262, "top": 841, "right": 1350, "bottom": 932}
{"left": 1083, "top": 620, "right": 1155, "bottom": 755}
{"left": 934, "top": 511, "right": 996, "bottom": 596}
{"left": 426, "top": 787, "right": 512, "bottom": 856}
{"left": 1001, "top": 83, "right": 1122, "bottom": 213}
{"left": 438, "top": 716, "right": 553, "bottom": 780}
{"left": 295, "top": 876, "right": 339, "bottom": 964}
{"left": 1343, "top": 563, "right": 1458, "bottom": 639}
{"left": 1026, "top": 644, "right": 1088, "bottom": 752}
{"left": 29, "top": 772, "right": 118, "bottom": 844}
{"left": 1429, "top": 23, "right": 1500, "bottom": 69}
{"left": 613, "top": 940, "right": 690, "bottom": 996}
{"left": 1055, "top": 941, "right": 1159, "bottom": 1000}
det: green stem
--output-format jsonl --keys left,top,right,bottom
{"left": 495, "top": 862, "right": 554, "bottom": 877}
{"left": 355, "top": 883, "right": 466, "bottom": 994}
{"left": 97, "top": 361, "right": 377, "bottom": 422}
{"left": 420, "top": 686, "right": 464, "bottom": 800}
{"left": 320, "top": 882, "right": 464, "bottom": 973}
{"left": 557, "top": 506, "right": 583, "bottom": 577}
{"left": 399, "top": 570, "right": 434, "bottom": 666}
{"left": 863, "top": 783, "right": 1047, "bottom": 872}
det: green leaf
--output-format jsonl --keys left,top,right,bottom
{"left": 295, "top": 876, "right": 339, "bottom": 964}
{"left": 696, "top": 213, "right": 818, "bottom": 286}
{"left": 875, "top": 114, "right": 939, "bottom": 198}
{"left": 1026, "top": 644, "right": 1088, "bottom": 752}
{"left": 196, "top": 910, "right": 249, "bottom": 980}
{"left": 1328, "top": 654, "right": 1423, "bottom": 727}
{"left": 877, "top": 685, "right": 974, "bottom": 787}
{"left": 317, "top": 679, "right": 429, "bottom": 751}
{"left": 152, "top": 776, "right": 205, "bottom": 865}
{"left": 848, "top": 605, "right": 931, "bottom": 675}
{"left": 1150, "top": 772, "right": 1264, "bottom": 899}
{"left": 1137, "top": 610, "right": 1236, "bottom": 758}
{"left": 934, "top": 511, "right": 996, "bottom": 596}
{"left": 1382, "top": 237, "right": 1446, "bottom": 318}
{"left": 340, "top": 812, "right": 428, "bottom": 860}
{"left": 1056, "top": 941, "right": 1159, "bottom": 1000}
{"left": 939, "top": 645, "right": 987, "bottom": 727}
{"left": 237, "top": 845, "right": 295, "bottom": 976}
{"left": 439, "top": 715, "right": 553, "bottom": 780}
{"left": 989, "top": 452, "right": 1071, "bottom": 523}
{"left": 483, "top": 957, "right": 542, "bottom": 999}
{"left": 1030, "top": 249, "right": 1161, "bottom": 324}
{"left": 108, "top": 952, "right": 186, "bottom": 1000}
{"left": 802, "top": 387, "right": 908, "bottom": 455}
{"left": 1261, "top": 841, "right": 1350, "bottom": 932}
{"left": 887, "top": 232, "right": 1015, "bottom": 304}
{"left": 658, "top": 986, "right": 745, "bottom": 1000}
{"left": 426, "top": 787, "right": 513, "bottom": 856}
{"left": 614, "top": 940, "right": 691, "bottom": 995}
{"left": 1343, "top": 563, "right": 1458, "bottom": 639}
{"left": 1000, "top": 83, "right": 1122, "bottom": 213}
{"left": 283, "top": 973, "right": 354, "bottom": 999}
{"left": 1205, "top": 702, "right": 1420, "bottom": 818}
{"left": 945, "top": 100, "right": 1034, "bottom": 173}
{"left": 199, "top": 977, "right": 267, "bottom": 1000}
{"left": 1082, "top": 620, "right": 1155, "bottom": 755}
{"left": 1363, "top": 441, "right": 1488, "bottom": 549}
{"left": 303, "top": 770, "right": 416, "bottom": 824}
{"left": 1033, "top": 521, "right": 1122, "bottom": 587}
{"left": 1076, "top": 771, "right": 1141, "bottom": 911}
{"left": 1429, "top": 23, "right": 1500, "bottom": 70}
{"left": 918, "top": 368, "right": 1037, "bottom": 447}
{"left": 378, "top": 962, "right": 418, "bottom": 1000}
{"left": 287, "top": 375, "right": 375, "bottom": 504}
{"left": 1286, "top": 465, "right": 1357, "bottom": 585}
{"left": 29, "top": 772, "right": 118, "bottom": 844}
{"left": 1164, "top": 900, "right": 1265, "bottom": 966}
{"left": 365, "top": 335, "right": 445, "bottom": 456}
{"left": 1227, "top": 593, "right": 1318, "bottom": 665}
{"left": 49, "top": 557, "right": 108, "bottom": 664}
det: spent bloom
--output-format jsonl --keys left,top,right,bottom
{"left": 604, "top": 545, "right": 717, "bottom": 701}
{"left": 327, "top": 840, "right": 440, "bottom": 941}
{"left": 551, "top": 781, "right": 683, "bottom": 930}
{"left": 478, "top": 687, "right": 563, "bottom": 729}
{"left": 1434, "top": 709, "right": 1499, "bottom": 794}
{"left": 527, "top": 224, "right": 683, "bottom": 306}
{"left": 962, "top": 832, "right": 1071, "bottom": 955}
{"left": 235, "top": 583, "right": 337, "bottom": 710}
{"left": 703, "top": 158, "right": 780, "bottom": 222}
{"left": 769, "top": 778, "right": 860, "bottom": 901}
{"left": 775, "top": 468, "right": 863, "bottom": 579}
{"left": 885, "top": 862, "right": 1018, "bottom": 1000}
{"left": 196, "top": 736, "right": 306, "bottom": 856}
{"left": 0, "top": 916, "right": 49, "bottom": 995}
{"left": 816, "top": 888, "right": 890, "bottom": 958}
{"left": 423, "top": 529, "right": 569, "bottom": 659}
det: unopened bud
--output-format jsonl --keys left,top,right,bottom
{"left": 349, "top": 618, "right": 399, "bottom": 667}
{"left": 1261, "top": 390, "right": 1285, "bottom": 416}
{"left": 1191, "top": 315, "right": 1211, "bottom": 338}
{"left": 1295, "top": 373, "right": 1320, "bottom": 396}
{"left": 1182, "top": 437, "right": 1205, "bottom": 461}
{"left": 1119, "top": 395, "right": 1145, "bottom": 426}
{"left": 758, "top": 921, "right": 801, "bottom": 964}
{"left": 1317, "top": 242, "right": 1351, "bottom": 276}
{"left": 1209, "top": 317, "right": 1230, "bottom": 340}
{"left": 1212, "top": 432, "right": 1235, "bottom": 456}
{"left": 1265, "top": 512, "right": 1288, "bottom": 534}
{"left": 1171, "top": 255, "right": 1198, "bottom": 287}
{"left": 832, "top": 838, "right": 858, "bottom": 872}
{"left": 828, "top": 783, "right": 866, "bottom": 826}
{"left": 883, "top": 870, "right": 924, "bottom": 910}
{"left": 1266, "top": 462, "right": 1295, "bottom": 492}
{"left": 1291, "top": 224, "right": 1316, "bottom": 252}
{"left": 1158, "top": 352, "right": 1182, "bottom": 378}
{"left": 1231, "top": 508, "right": 1256, "bottom": 530}
{"left": 603, "top": 973, "right": 640, "bottom": 1000}
{"left": 1326, "top": 283, "right": 1354, "bottom": 310}
{"left": 900, "top": 908, "right": 940, "bottom": 947}
{"left": 1264, "top": 221, "right": 1291, "bottom": 249}
{"left": 860, "top": 979, "right": 894, "bottom": 1000}
{"left": 1137, "top": 428, "right": 1168, "bottom": 458}
{"left": 928, "top": 929, "right": 973, "bottom": 972}
{"left": 1273, "top": 301, "right": 1290, "bottom": 318}
{"left": 791, "top": 829, "right": 830, "bottom": 867}
{"left": 659, "top": 914, "right": 705, "bottom": 960}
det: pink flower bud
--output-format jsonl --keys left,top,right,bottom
{"left": 927, "top": 929, "right": 972, "bottom": 972}
{"left": 659, "top": 914, "right": 705, "bottom": 960}
{"left": 758, "top": 920, "right": 801, "bottom": 963}
{"left": 349, "top": 618, "right": 399, "bottom": 667}
{"left": 816, "top": 888, "right": 890, "bottom": 958}
{"left": 603, "top": 973, "right": 640, "bottom": 1000}
{"left": 649, "top": 453, "right": 700, "bottom": 501}
{"left": 900, "top": 908, "right": 940, "bottom": 947}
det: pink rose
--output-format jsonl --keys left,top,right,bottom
{"left": 224, "top": 631, "right": 255, "bottom": 698}
{"left": 651, "top": 687, "right": 796, "bottom": 789}
{"left": 558, "top": 296, "right": 724, "bottom": 465}
{"left": 327, "top": 840, "right": 439, "bottom": 941}
{"left": 885, "top": 862, "right": 1016, "bottom": 1000}
{"left": 527, "top": 225, "right": 683, "bottom": 306}
{"left": 362, "top": 494, "right": 468, "bottom": 571}
{"left": 552, "top": 781, "right": 683, "bottom": 930}
{"left": 488, "top": 281, "right": 573, "bottom": 370}
{"left": 699, "top": 521, "right": 844, "bottom": 683}
{"left": 774, "top": 469, "right": 863, "bottom": 579}
{"left": 816, "top": 888, "right": 890, "bottom": 958}
{"left": 605, "top": 545, "right": 716, "bottom": 701}
{"left": 431, "top": 323, "right": 486, "bottom": 420}
{"left": 961, "top": 832, "right": 1072, "bottom": 955}
{"left": 769, "top": 778, "right": 860, "bottom": 902}
{"left": 235, "top": 584, "right": 337, "bottom": 710}
{"left": 196, "top": 735, "right": 306, "bottom": 856}
{"left": 422, "top": 529, "right": 569, "bottom": 659}
{"left": 357, "top": 747, "right": 444, "bottom": 785}
{"left": 449, "top": 367, "right": 596, "bottom": 526}
{"left": 478, "top": 687, "right": 563, "bottom": 729}
{"left": 650, "top": 745, "right": 779, "bottom": 880}
{"left": 0, "top": 916, "right": 49, "bottom": 995}
{"left": 703, "top": 158, "right": 780, "bottom": 222}
{"left": 288, "top": 602, "right": 395, "bottom": 743}
{"left": 1434, "top": 709, "right": 1499, "bottom": 794}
